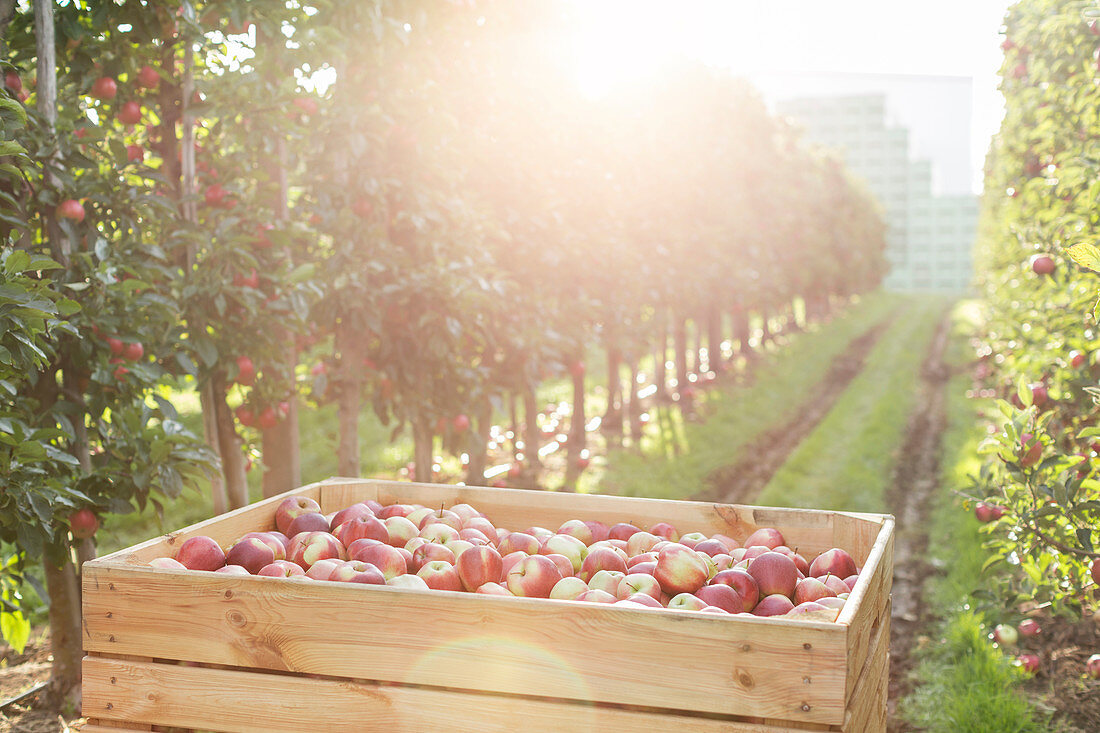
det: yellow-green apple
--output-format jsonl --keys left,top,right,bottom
{"left": 587, "top": 570, "right": 626, "bottom": 596}
{"left": 420, "top": 508, "right": 463, "bottom": 531}
{"left": 305, "top": 558, "right": 344, "bottom": 581}
{"left": 557, "top": 519, "right": 594, "bottom": 545}
{"left": 258, "top": 560, "right": 305, "bottom": 577}
{"left": 149, "top": 557, "right": 186, "bottom": 570}
{"left": 383, "top": 516, "right": 419, "bottom": 547}
{"left": 543, "top": 553, "right": 575, "bottom": 579}
{"left": 334, "top": 515, "right": 389, "bottom": 546}
{"left": 332, "top": 560, "right": 386, "bottom": 585}
{"left": 679, "top": 531, "right": 707, "bottom": 549}
{"left": 626, "top": 531, "right": 662, "bottom": 557}
{"left": 668, "top": 593, "right": 709, "bottom": 611}
{"left": 456, "top": 545, "right": 504, "bottom": 591}
{"left": 550, "top": 577, "right": 590, "bottom": 600}
{"left": 579, "top": 547, "right": 628, "bottom": 581}
{"left": 577, "top": 589, "right": 617, "bottom": 604}
{"left": 329, "top": 503, "right": 375, "bottom": 531}
{"left": 386, "top": 574, "right": 430, "bottom": 590}
{"left": 443, "top": 539, "right": 475, "bottom": 560}
{"left": 377, "top": 503, "right": 415, "bottom": 519}
{"left": 476, "top": 582, "right": 513, "bottom": 595}
{"left": 1017, "top": 654, "right": 1040, "bottom": 673}
{"left": 744, "top": 528, "right": 785, "bottom": 549}
{"left": 419, "top": 523, "right": 460, "bottom": 544}
{"left": 729, "top": 548, "right": 747, "bottom": 563}
{"left": 542, "top": 534, "right": 588, "bottom": 572}
{"left": 694, "top": 539, "right": 728, "bottom": 557}
{"left": 617, "top": 573, "right": 662, "bottom": 601}
{"left": 349, "top": 542, "right": 407, "bottom": 580}
{"left": 748, "top": 552, "right": 798, "bottom": 599}
{"left": 410, "top": 542, "right": 455, "bottom": 571}
{"left": 649, "top": 522, "right": 679, "bottom": 541}
{"left": 711, "top": 568, "right": 759, "bottom": 609}
{"left": 287, "top": 531, "right": 345, "bottom": 569}
{"left": 699, "top": 553, "right": 718, "bottom": 579}
{"left": 214, "top": 565, "right": 250, "bottom": 575}
{"left": 654, "top": 544, "right": 709, "bottom": 595}
{"left": 794, "top": 577, "right": 836, "bottom": 605}
{"left": 994, "top": 624, "right": 1018, "bottom": 647}
{"left": 694, "top": 584, "right": 744, "bottom": 613}
{"left": 228, "top": 536, "right": 280, "bottom": 573}
{"left": 584, "top": 521, "right": 610, "bottom": 543}
{"left": 405, "top": 507, "right": 435, "bottom": 527}
{"left": 809, "top": 548, "right": 857, "bottom": 579}
{"left": 417, "top": 560, "right": 464, "bottom": 591}
{"left": 285, "top": 511, "right": 331, "bottom": 537}
{"left": 498, "top": 532, "right": 540, "bottom": 556}
{"left": 609, "top": 522, "right": 642, "bottom": 541}
{"left": 449, "top": 503, "right": 482, "bottom": 522}
{"left": 175, "top": 535, "right": 226, "bottom": 571}
{"left": 1018, "top": 619, "right": 1041, "bottom": 637}
{"left": 275, "top": 495, "right": 322, "bottom": 534}
{"left": 753, "top": 594, "right": 795, "bottom": 616}
{"left": 506, "top": 554, "right": 563, "bottom": 598}
{"left": 626, "top": 592, "right": 663, "bottom": 608}
{"left": 627, "top": 552, "right": 657, "bottom": 568}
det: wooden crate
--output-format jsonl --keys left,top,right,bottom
{"left": 81, "top": 478, "right": 893, "bottom": 732}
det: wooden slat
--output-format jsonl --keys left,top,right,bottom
{"left": 83, "top": 656, "right": 831, "bottom": 733}
{"left": 841, "top": 603, "right": 889, "bottom": 732}
{"left": 317, "top": 479, "right": 887, "bottom": 559}
{"left": 82, "top": 563, "right": 849, "bottom": 725}
{"left": 81, "top": 726, "right": 153, "bottom": 733}
{"left": 96, "top": 483, "right": 324, "bottom": 566}
{"left": 838, "top": 520, "right": 894, "bottom": 698}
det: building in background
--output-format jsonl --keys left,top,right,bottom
{"left": 768, "top": 75, "right": 977, "bottom": 291}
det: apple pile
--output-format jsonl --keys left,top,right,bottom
{"left": 150, "top": 496, "right": 864, "bottom": 621}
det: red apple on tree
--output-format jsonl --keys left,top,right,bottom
{"left": 1029, "top": 254, "right": 1055, "bottom": 276}
{"left": 235, "top": 355, "right": 256, "bottom": 386}
{"left": 4, "top": 71, "right": 21, "bottom": 93}
{"left": 136, "top": 65, "right": 160, "bottom": 89}
{"left": 1017, "top": 653, "right": 1040, "bottom": 674}
{"left": 91, "top": 76, "right": 117, "bottom": 100}
{"left": 57, "top": 199, "right": 85, "bottom": 222}
{"left": 117, "top": 101, "right": 142, "bottom": 125}
{"left": 69, "top": 508, "right": 99, "bottom": 539}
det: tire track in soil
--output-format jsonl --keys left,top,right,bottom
{"left": 883, "top": 309, "right": 953, "bottom": 732}
{"left": 694, "top": 313, "right": 896, "bottom": 505}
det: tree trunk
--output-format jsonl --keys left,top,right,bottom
{"left": 200, "top": 382, "right": 228, "bottom": 515}
{"left": 688, "top": 319, "right": 701, "bottom": 375}
{"left": 654, "top": 307, "right": 669, "bottom": 399}
{"left": 508, "top": 392, "right": 519, "bottom": 458}
{"left": 625, "top": 361, "right": 640, "bottom": 447}
{"left": 563, "top": 366, "right": 586, "bottom": 490}
{"left": 212, "top": 374, "right": 249, "bottom": 509}
{"left": 465, "top": 396, "right": 492, "bottom": 485}
{"left": 522, "top": 382, "right": 542, "bottom": 478}
{"left": 673, "top": 315, "right": 688, "bottom": 392}
{"left": 333, "top": 321, "right": 362, "bottom": 478}
{"left": 603, "top": 334, "right": 623, "bottom": 447}
{"left": 706, "top": 304, "right": 723, "bottom": 373}
{"left": 412, "top": 417, "right": 433, "bottom": 483}
{"left": 760, "top": 309, "right": 773, "bottom": 346}
{"left": 43, "top": 554, "right": 81, "bottom": 704}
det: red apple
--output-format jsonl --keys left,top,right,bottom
{"left": 387, "top": 574, "right": 429, "bottom": 590}
{"left": 175, "top": 535, "right": 225, "bottom": 571}
{"left": 626, "top": 531, "right": 662, "bottom": 557}
{"left": 1017, "top": 653, "right": 1040, "bottom": 673}
{"left": 215, "top": 565, "right": 250, "bottom": 576}
{"left": 753, "top": 594, "right": 796, "bottom": 616}
{"left": 126, "top": 144, "right": 144, "bottom": 162}
{"left": 117, "top": 101, "right": 142, "bottom": 125}
{"left": 258, "top": 560, "right": 305, "bottom": 578}
{"left": 577, "top": 589, "right": 618, "bottom": 604}
{"left": 149, "top": 557, "right": 186, "bottom": 570}
{"left": 578, "top": 547, "right": 629, "bottom": 581}
{"left": 69, "top": 508, "right": 99, "bottom": 539}
{"left": 455, "top": 545, "right": 503, "bottom": 591}
{"left": 136, "top": 65, "right": 160, "bottom": 89}
{"left": 91, "top": 76, "right": 117, "bottom": 100}
{"left": 1091, "top": 558, "right": 1100, "bottom": 586}
{"left": 4, "top": 71, "right": 21, "bottom": 93}
{"left": 627, "top": 552, "right": 657, "bottom": 568}
{"left": 500, "top": 550, "right": 529, "bottom": 578}
{"left": 334, "top": 515, "right": 389, "bottom": 546}
{"left": 378, "top": 503, "right": 415, "bottom": 519}
{"left": 57, "top": 199, "right": 85, "bottom": 222}
{"left": 695, "top": 583, "right": 744, "bottom": 613}
{"left": 498, "top": 532, "right": 540, "bottom": 556}
{"left": 693, "top": 539, "right": 728, "bottom": 557}
{"left": 1029, "top": 254, "right": 1055, "bottom": 276}
{"left": 649, "top": 522, "right": 680, "bottom": 541}
{"left": 794, "top": 576, "right": 836, "bottom": 605}
{"left": 506, "top": 554, "right": 563, "bottom": 598}
{"left": 332, "top": 560, "right": 386, "bottom": 585}
{"left": 383, "top": 516, "right": 419, "bottom": 547}
{"left": 287, "top": 531, "right": 345, "bottom": 569}
{"left": 543, "top": 553, "right": 575, "bottom": 579}
{"left": 459, "top": 528, "right": 492, "bottom": 545}
{"left": 587, "top": 570, "right": 626, "bottom": 596}
{"left": 667, "top": 593, "right": 709, "bottom": 611}
{"left": 557, "top": 519, "right": 595, "bottom": 545}
{"left": 626, "top": 592, "right": 663, "bottom": 608}
{"left": 348, "top": 542, "right": 406, "bottom": 580}
{"left": 744, "top": 528, "right": 785, "bottom": 549}
{"left": 305, "top": 558, "right": 344, "bottom": 581}
{"left": 616, "top": 572, "right": 662, "bottom": 601}
{"left": 227, "top": 537, "right": 278, "bottom": 574}
{"left": 609, "top": 522, "right": 642, "bottom": 541}
{"left": 584, "top": 521, "right": 610, "bottom": 543}
{"left": 1018, "top": 619, "right": 1041, "bottom": 637}
{"left": 1020, "top": 433, "right": 1042, "bottom": 468}
{"left": 711, "top": 568, "right": 760, "bottom": 609}
{"left": 419, "top": 523, "right": 461, "bottom": 545}
{"left": 843, "top": 574, "right": 859, "bottom": 592}
{"left": 748, "top": 552, "right": 799, "bottom": 599}
{"left": 808, "top": 548, "right": 857, "bottom": 579}
{"left": 452, "top": 414, "right": 470, "bottom": 432}
{"left": 463, "top": 516, "right": 497, "bottom": 537}
{"left": 410, "top": 543, "right": 455, "bottom": 572}
{"left": 653, "top": 544, "right": 709, "bottom": 595}
{"left": 678, "top": 531, "right": 708, "bottom": 549}
{"left": 420, "top": 508, "right": 463, "bottom": 531}
{"left": 285, "top": 512, "right": 331, "bottom": 537}
{"left": 275, "top": 495, "right": 322, "bottom": 535}
{"left": 475, "top": 582, "right": 512, "bottom": 596}
{"left": 1086, "top": 654, "right": 1100, "bottom": 679}
{"left": 821, "top": 574, "right": 850, "bottom": 596}
{"left": 417, "top": 560, "right": 464, "bottom": 591}
{"left": 525, "top": 526, "right": 555, "bottom": 543}
{"left": 711, "top": 533, "right": 740, "bottom": 551}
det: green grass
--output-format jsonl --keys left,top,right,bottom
{"left": 597, "top": 291, "right": 902, "bottom": 500}
{"left": 897, "top": 300, "right": 1045, "bottom": 732}
{"left": 755, "top": 295, "right": 951, "bottom": 513}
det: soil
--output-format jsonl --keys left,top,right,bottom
{"left": 696, "top": 315, "right": 894, "bottom": 504}
{"left": 881, "top": 309, "right": 953, "bottom": 732}
{"left": 1019, "top": 611, "right": 1100, "bottom": 731}
{"left": 0, "top": 632, "right": 82, "bottom": 733}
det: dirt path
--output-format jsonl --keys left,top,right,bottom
{"left": 883, "top": 309, "right": 953, "bottom": 731}
{"left": 694, "top": 315, "right": 895, "bottom": 504}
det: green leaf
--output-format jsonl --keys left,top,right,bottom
{"left": 0, "top": 608, "right": 29, "bottom": 654}
{"left": 1067, "top": 242, "right": 1100, "bottom": 273}
{"left": 1016, "top": 375, "right": 1032, "bottom": 408}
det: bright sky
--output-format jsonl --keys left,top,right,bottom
{"left": 572, "top": 0, "right": 1015, "bottom": 193}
